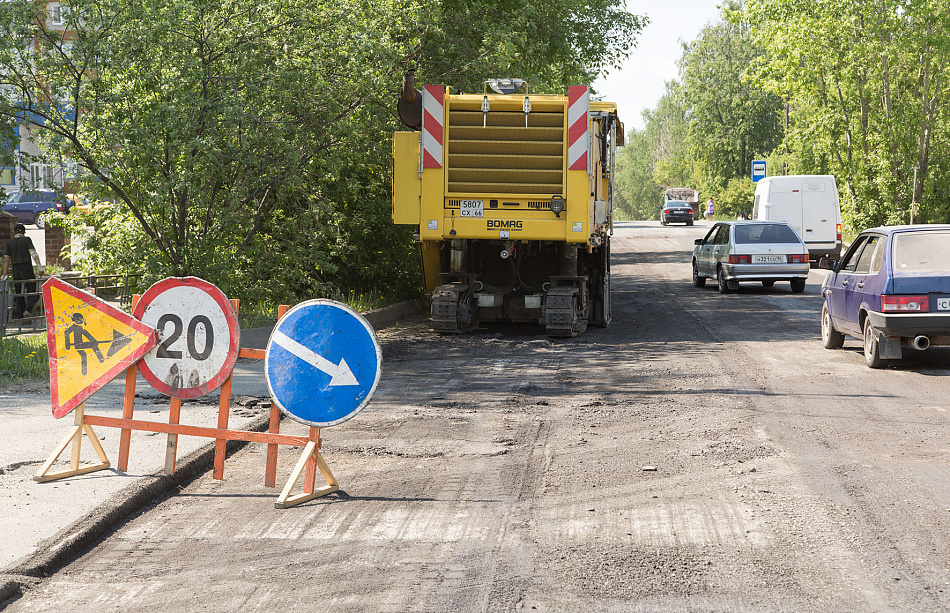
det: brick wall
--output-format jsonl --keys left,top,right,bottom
{"left": 46, "top": 224, "right": 70, "bottom": 269}
{"left": 0, "top": 213, "right": 15, "bottom": 258}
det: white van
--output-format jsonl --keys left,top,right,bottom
{"left": 752, "top": 175, "right": 841, "bottom": 260}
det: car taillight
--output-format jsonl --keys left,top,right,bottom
{"left": 787, "top": 254, "right": 809, "bottom": 263}
{"left": 836, "top": 223, "right": 842, "bottom": 241}
{"left": 728, "top": 255, "right": 750, "bottom": 264}
{"left": 881, "top": 295, "right": 929, "bottom": 312}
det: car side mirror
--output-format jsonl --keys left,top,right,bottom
{"left": 694, "top": 238, "right": 704, "bottom": 245}
{"left": 818, "top": 257, "right": 837, "bottom": 271}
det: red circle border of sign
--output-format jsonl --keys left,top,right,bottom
{"left": 132, "top": 276, "right": 240, "bottom": 399}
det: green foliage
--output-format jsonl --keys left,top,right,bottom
{"left": 411, "top": 0, "right": 647, "bottom": 93}
{"left": 0, "top": 0, "right": 645, "bottom": 308}
{"left": 614, "top": 5, "right": 782, "bottom": 220}
{"left": 742, "top": 0, "right": 950, "bottom": 230}
{"left": 715, "top": 177, "right": 756, "bottom": 219}
{"left": 0, "top": 334, "right": 48, "bottom": 388}
{"left": 681, "top": 3, "right": 784, "bottom": 186}
{"left": 615, "top": 127, "right": 662, "bottom": 220}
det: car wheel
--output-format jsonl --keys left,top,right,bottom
{"left": 762, "top": 280, "right": 775, "bottom": 288}
{"left": 687, "top": 219, "right": 693, "bottom": 226}
{"left": 790, "top": 278, "right": 806, "bottom": 293}
{"left": 692, "top": 261, "right": 706, "bottom": 288}
{"left": 717, "top": 266, "right": 731, "bottom": 294}
{"left": 33, "top": 213, "right": 45, "bottom": 229}
{"left": 821, "top": 302, "right": 845, "bottom": 349}
{"left": 863, "top": 317, "right": 886, "bottom": 368}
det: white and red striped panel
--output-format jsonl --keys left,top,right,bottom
{"left": 422, "top": 85, "right": 444, "bottom": 169}
{"left": 567, "top": 86, "right": 590, "bottom": 171}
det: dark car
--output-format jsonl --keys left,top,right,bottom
{"left": 660, "top": 200, "right": 694, "bottom": 226}
{"left": 1, "top": 190, "right": 69, "bottom": 228}
{"left": 819, "top": 225, "right": 950, "bottom": 368}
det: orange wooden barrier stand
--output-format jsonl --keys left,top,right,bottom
{"left": 36, "top": 299, "right": 339, "bottom": 508}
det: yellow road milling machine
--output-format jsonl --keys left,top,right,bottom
{"left": 392, "top": 72, "right": 623, "bottom": 337}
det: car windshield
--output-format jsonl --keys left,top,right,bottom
{"left": 892, "top": 231, "right": 950, "bottom": 272}
{"left": 733, "top": 224, "right": 800, "bottom": 244}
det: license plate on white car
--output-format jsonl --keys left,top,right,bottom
{"left": 752, "top": 255, "right": 785, "bottom": 264}
{"left": 459, "top": 199, "right": 484, "bottom": 217}
{"left": 938, "top": 297, "right": 950, "bottom": 311}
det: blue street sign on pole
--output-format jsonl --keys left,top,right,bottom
{"left": 265, "top": 299, "right": 382, "bottom": 427}
{"left": 752, "top": 160, "right": 767, "bottom": 182}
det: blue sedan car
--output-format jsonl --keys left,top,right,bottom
{"left": 819, "top": 225, "right": 950, "bottom": 368}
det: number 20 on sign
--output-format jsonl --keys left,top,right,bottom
{"left": 132, "top": 277, "right": 240, "bottom": 399}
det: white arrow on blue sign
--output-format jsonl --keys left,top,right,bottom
{"left": 265, "top": 299, "right": 382, "bottom": 427}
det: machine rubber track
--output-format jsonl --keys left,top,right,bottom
{"left": 430, "top": 283, "right": 477, "bottom": 334}
{"left": 544, "top": 286, "right": 587, "bottom": 338}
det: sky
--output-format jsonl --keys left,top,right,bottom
{"left": 593, "top": 1, "right": 726, "bottom": 131}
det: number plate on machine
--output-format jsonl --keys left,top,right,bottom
{"left": 938, "top": 297, "right": 950, "bottom": 311}
{"left": 459, "top": 199, "right": 484, "bottom": 217}
{"left": 752, "top": 255, "right": 785, "bottom": 264}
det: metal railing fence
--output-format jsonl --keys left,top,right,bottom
{"left": 1, "top": 273, "right": 141, "bottom": 337}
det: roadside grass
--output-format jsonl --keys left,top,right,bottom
{"left": 237, "top": 290, "right": 393, "bottom": 329}
{"left": 0, "top": 334, "right": 49, "bottom": 388}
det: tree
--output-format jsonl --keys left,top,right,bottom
{"left": 743, "top": 0, "right": 950, "bottom": 228}
{"left": 680, "top": 2, "right": 784, "bottom": 188}
{"left": 0, "top": 0, "right": 646, "bottom": 305}
{"left": 615, "top": 127, "right": 662, "bottom": 220}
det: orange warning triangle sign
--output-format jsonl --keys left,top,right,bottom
{"left": 43, "top": 278, "right": 157, "bottom": 418}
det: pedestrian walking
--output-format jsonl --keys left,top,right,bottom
{"left": 705, "top": 197, "right": 715, "bottom": 219}
{"left": 2, "top": 223, "right": 44, "bottom": 318}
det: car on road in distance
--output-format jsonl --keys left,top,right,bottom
{"left": 819, "top": 224, "right": 950, "bottom": 368}
{"left": 660, "top": 200, "right": 695, "bottom": 226}
{"left": 1, "top": 190, "right": 69, "bottom": 228}
{"left": 692, "top": 220, "right": 810, "bottom": 294}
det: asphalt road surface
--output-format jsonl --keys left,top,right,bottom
{"left": 7, "top": 220, "right": 950, "bottom": 612}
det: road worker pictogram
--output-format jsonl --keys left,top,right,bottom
{"left": 43, "top": 278, "right": 157, "bottom": 418}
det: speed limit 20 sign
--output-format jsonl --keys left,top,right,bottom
{"left": 133, "top": 277, "right": 240, "bottom": 399}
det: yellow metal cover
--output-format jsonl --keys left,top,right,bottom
{"left": 392, "top": 132, "right": 421, "bottom": 225}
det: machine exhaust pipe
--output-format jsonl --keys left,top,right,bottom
{"left": 397, "top": 69, "right": 423, "bottom": 130}
{"left": 912, "top": 335, "right": 930, "bottom": 351}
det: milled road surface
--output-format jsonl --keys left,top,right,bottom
{"left": 6, "top": 221, "right": 950, "bottom": 612}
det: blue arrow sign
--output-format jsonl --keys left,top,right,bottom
{"left": 265, "top": 300, "right": 382, "bottom": 427}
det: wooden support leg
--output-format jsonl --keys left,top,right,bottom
{"left": 164, "top": 397, "right": 182, "bottom": 475}
{"left": 213, "top": 374, "right": 233, "bottom": 480}
{"left": 213, "top": 297, "right": 240, "bottom": 480}
{"left": 34, "top": 402, "right": 111, "bottom": 483}
{"left": 118, "top": 293, "right": 141, "bottom": 473}
{"left": 264, "top": 405, "right": 281, "bottom": 488}
{"left": 303, "top": 426, "right": 319, "bottom": 495}
{"left": 265, "top": 304, "right": 291, "bottom": 489}
{"left": 275, "top": 429, "right": 338, "bottom": 509}
{"left": 117, "top": 363, "right": 137, "bottom": 472}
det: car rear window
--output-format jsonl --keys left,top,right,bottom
{"left": 733, "top": 224, "right": 801, "bottom": 244}
{"left": 893, "top": 231, "right": 950, "bottom": 272}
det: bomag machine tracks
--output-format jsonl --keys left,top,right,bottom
{"left": 392, "top": 72, "right": 623, "bottom": 337}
